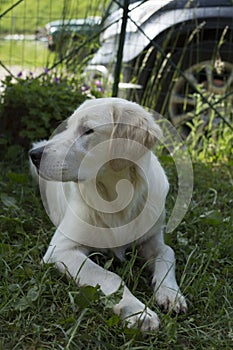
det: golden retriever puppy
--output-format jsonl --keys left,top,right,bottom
{"left": 29, "top": 98, "right": 187, "bottom": 331}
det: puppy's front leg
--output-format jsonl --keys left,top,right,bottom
{"left": 43, "top": 231, "right": 160, "bottom": 331}
{"left": 140, "top": 232, "right": 187, "bottom": 313}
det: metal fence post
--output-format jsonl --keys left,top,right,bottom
{"left": 112, "top": 0, "right": 129, "bottom": 97}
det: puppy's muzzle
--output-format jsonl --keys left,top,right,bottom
{"left": 29, "top": 146, "right": 45, "bottom": 169}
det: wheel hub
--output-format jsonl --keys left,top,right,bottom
{"left": 169, "top": 60, "right": 233, "bottom": 130}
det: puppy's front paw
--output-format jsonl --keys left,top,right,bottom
{"left": 155, "top": 286, "right": 187, "bottom": 314}
{"left": 125, "top": 308, "right": 160, "bottom": 332}
{"left": 113, "top": 290, "right": 160, "bottom": 331}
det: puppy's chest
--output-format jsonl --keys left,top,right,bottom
{"left": 97, "top": 184, "right": 147, "bottom": 228}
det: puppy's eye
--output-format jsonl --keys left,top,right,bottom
{"left": 83, "top": 128, "right": 94, "bottom": 136}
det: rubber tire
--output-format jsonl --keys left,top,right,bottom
{"left": 138, "top": 40, "right": 233, "bottom": 128}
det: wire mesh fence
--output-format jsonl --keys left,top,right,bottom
{"left": 1, "top": 0, "right": 233, "bottom": 140}
{"left": 0, "top": 0, "right": 108, "bottom": 76}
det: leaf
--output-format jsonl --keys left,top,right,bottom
{"left": 7, "top": 171, "right": 27, "bottom": 184}
{"left": 9, "top": 284, "right": 20, "bottom": 292}
{"left": 200, "top": 210, "right": 223, "bottom": 226}
{"left": 0, "top": 243, "right": 11, "bottom": 256}
{"left": 74, "top": 285, "right": 101, "bottom": 309}
{"left": 27, "top": 285, "right": 40, "bottom": 302}
{"left": 1, "top": 193, "right": 18, "bottom": 208}
{"left": 15, "top": 296, "right": 30, "bottom": 311}
{"left": 104, "top": 258, "right": 114, "bottom": 270}
{"left": 107, "top": 314, "right": 121, "bottom": 327}
{"left": 15, "top": 286, "right": 40, "bottom": 311}
{"left": 122, "top": 326, "right": 141, "bottom": 337}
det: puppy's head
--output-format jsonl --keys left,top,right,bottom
{"left": 30, "top": 98, "right": 162, "bottom": 181}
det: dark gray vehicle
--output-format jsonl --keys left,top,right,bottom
{"left": 89, "top": 0, "right": 233, "bottom": 133}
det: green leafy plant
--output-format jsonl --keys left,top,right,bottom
{"left": 0, "top": 72, "right": 88, "bottom": 153}
{"left": 185, "top": 87, "right": 233, "bottom": 163}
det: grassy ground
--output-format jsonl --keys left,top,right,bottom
{"left": 0, "top": 0, "right": 109, "bottom": 34}
{"left": 0, "top": 0, "right": 108, "bottom": 72}
{"left": 0, "top": 40, "right": 55, "bottom": 70}
{"left": 0, "top": 152, "right": 232, "bottom": 349}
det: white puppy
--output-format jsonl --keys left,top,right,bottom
{"left": 29, "top": 98, "right": 187, "bottom": 331}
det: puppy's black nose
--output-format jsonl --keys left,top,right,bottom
{"left": 29, "top": 146, "right": 45, "bottom": 168}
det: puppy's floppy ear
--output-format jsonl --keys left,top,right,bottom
{"left": 111, "top": 103, "right": 162, "bottom": 148}
{"left": 142, "top": 118, "right": 163, "bottom": 150}
{"left": 109, "top": 101, "right": 162, "bottom": 171}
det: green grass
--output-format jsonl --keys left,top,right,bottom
{"left": 0, "top": 40, "right": 55, "bottom": 69}
{"left": 0, "top": 153, "right": 232, "bottom": 349}
{"left": 0, "top": 0, "right": 109, "bottom": 34}
{"left": 0, "top": 0, "right": 108, "bottom": 71}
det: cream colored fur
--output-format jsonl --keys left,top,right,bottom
{"left": 30, "top": 98, "right": 187, "bottom": 331}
